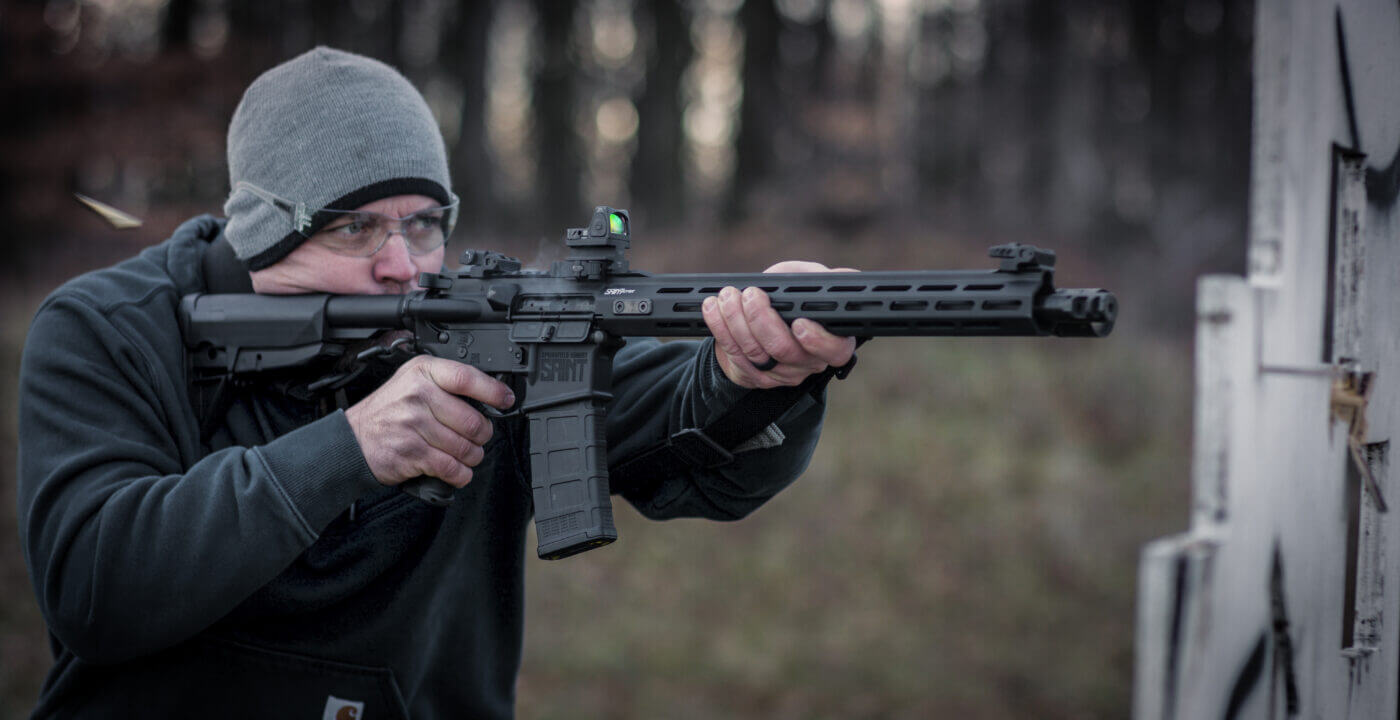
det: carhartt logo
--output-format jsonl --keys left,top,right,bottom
{"left": 321, "top": 695, "right": 365, "bottom": 720}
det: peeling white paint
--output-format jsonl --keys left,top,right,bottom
{"left": 1134, "top": 1, "right": 1400, "bottom": 718}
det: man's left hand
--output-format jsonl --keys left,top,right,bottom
{"left": 701, "top": 261, "right": 858, "bottom": 389}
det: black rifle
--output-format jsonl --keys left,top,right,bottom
{"left": 180, "top": 206, "right": 1116, "bottom": 559}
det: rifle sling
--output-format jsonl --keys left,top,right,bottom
{"left": 611, "top": 344, "right": 862, "bottom": 496}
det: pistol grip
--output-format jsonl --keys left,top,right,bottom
{"left": 398, "top": 393, "right": 518, "bottom": 508}
{"left": 528, "top": 397, "right": 617, "bottom": 559}
{"left": 399, "top": 475, "right": 456, "bottom": 506}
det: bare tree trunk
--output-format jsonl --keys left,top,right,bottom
{"left": 725, "top": 0, "right": 782, "bottom": 223}
{"left": 446, "top": 0, "right": 495, "bottom": 232}
{"left": 163, "top": 0, "right": 194, "bottom": 50}
{"left": 630, "top": 0, "right": 692, "bottom": 228}
{"left": 533, "top": 0, "right": 582, "bottom": 234}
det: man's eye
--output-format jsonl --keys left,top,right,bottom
{"left": 408, "top": 214, "right": 441, "bottom": 232}
{"left": 333, "top": 220, "right": 371, "bottom": 236}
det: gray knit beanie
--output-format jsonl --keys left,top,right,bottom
{"left": 223, "top": 47, "right": 454, "bottom": 270}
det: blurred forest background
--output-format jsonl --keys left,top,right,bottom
{"left": 0, "top": 0, "right": 1252, "bottom": 717}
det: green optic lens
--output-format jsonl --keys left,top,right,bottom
{"left": 609, "top": 212, "right": 625, "bottom": 235}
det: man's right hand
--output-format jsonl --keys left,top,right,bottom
{"left": 345, "top": 355, "right": 515, "bottom": 488}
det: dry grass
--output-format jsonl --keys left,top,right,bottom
{"left": 519, "top": 335, "right": 1190, "bottom": 719}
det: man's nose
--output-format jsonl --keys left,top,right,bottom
{"left": 372, "top": 231, "right": 418, "bottom": 286}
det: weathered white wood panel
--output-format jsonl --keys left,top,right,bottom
{"left": 1134, "top": 1, "right": 1400, "bottom": 718}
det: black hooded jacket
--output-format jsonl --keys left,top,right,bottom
{"left": 16, "top": 216, "right": 826, "bottom": 719}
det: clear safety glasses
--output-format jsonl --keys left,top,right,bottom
{"left": 235, "top": 181, "right": 459, "bottom": 258}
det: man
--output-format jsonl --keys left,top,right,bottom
{"left": 17, "top": 48, "right": 853, "bottom": 718}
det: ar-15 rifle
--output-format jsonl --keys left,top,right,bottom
{"left": 180, "top": 206, "right": 1117, "bottom": 560}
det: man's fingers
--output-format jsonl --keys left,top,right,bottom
{"left": 760, "top": 261, "right": 858, "bottom": 274}
{"left": 348, "top": 355, "right": 504, "bottom": 488}
{"left": 426, "top": 394, "right": 494, "bottom": 447}
{"left": 703, "top": 292, "right": 772, "bottom": 387}
{"left": 792, "top": 318, "right": 856, "bottom": 368}
{"left": 415, "top": 356, "right": 515, "bottom": 410}
{"left": 715, "top": 286, "right": 770, "bottom": 367}
{"left": 702, "top": 296, "right": 741, "bottom": 359}
{"left": 740, "top": 287, "right": 824, "bottom": 371}
{"left": 414, "top": 420, "right": 488, "bottom": 468}
{"left": 702, "top": 258, "right": 864, "bottom": 389}
{"left": 418, "top": 447, "right": 474, "bottom": 488}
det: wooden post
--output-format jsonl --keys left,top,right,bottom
{"left": 1134, "top": 1, "right": 1400, "bottom": 717}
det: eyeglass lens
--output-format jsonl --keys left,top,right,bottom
{"left": 317, "top": 207, "right": 450, "bottom": 257}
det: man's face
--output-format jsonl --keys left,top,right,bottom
{"left": 249, "top": 194, "right": 448, "bottom": 295}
